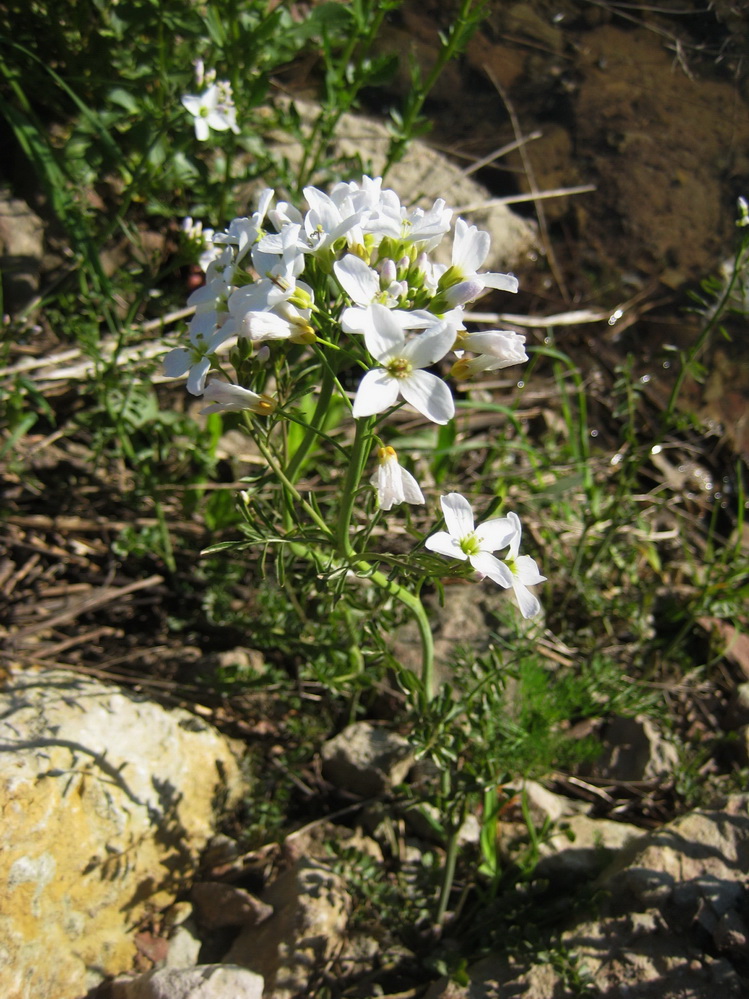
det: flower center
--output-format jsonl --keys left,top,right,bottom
{"left": 386, "top": 357, "right": 413, "bottom": 380}
{"left": 459, "top": 534, "right": 481, "bottom": 557}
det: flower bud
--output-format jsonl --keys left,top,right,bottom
{"left": 379, "top": 258, "right": 397, "bottom": 286}
{"left": 443, "top": 279, "right": 484, "bottom": 307}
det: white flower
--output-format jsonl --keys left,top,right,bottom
{"left": 425, "top": 496, "right": 545, "bottom": 618}
{"left": 212, "top": 189, "right": 274, "bottom": 266}
{"left": 451, "top": 329, "right": 528, "bottom": 379}
{"left": 425, "top": 493, "right": 518, "bottom": 585}
{"left": 228, "top": 279, "right": 315, "bottom": 344}
{"left": 199, "top": 380, "right": 276, "bottom": 415}
{"left": 371, "top": 446, "right": 424, "bottom": 510}
{"left": 181, "top": 82, "right": 240, "bottom": 141}
{"left": 163, "top": 312, "right": 229, "bottom": 395}
{"left": 430, "top": 219, "right": 518, "bottom": 305}
{"left": 364, "top": 197, "right": 453, "bottom": 251}
{"left": 352, "top": 304, "right": 455, "bottom": 424}
{"left": 501, "top": 512, "right": 546, "bottom": 619}
{"left": 738, "top": 195, "right": 749, "bottom": 228}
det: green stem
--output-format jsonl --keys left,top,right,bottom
{"left": 248, "top": 422, "right": 333, "bottom": 539}
{"left": 285, "top": 363, "right": 337, "bottom": 485}
{"left": 352, "top": 559, "right": 435, "bottom": 703}
{"left": 436, "top": 797, "right": 466, "bottom": 925}
{"left": 249, "top": 414, "right": 436, "bottom": 700}
{"left": 335, "top": 416, "right": 375, "bottom": 557}
{"left": 665, "top": 232, "right": 749, "bottom": 421}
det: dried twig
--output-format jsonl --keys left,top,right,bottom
{"left": 483, "top": 64, "right": 569, "bottom": 301}
{"left": 7, "top": 574, "right": 164, "bottom": 644}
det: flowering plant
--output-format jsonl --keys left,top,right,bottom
{"left": 164, "top": 176, "right": 544, "bottom": 702}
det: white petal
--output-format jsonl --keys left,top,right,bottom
{"left": 186, "top": 356, "right": 211, "bottom": 395}
{"left": 425, "top": 530, "right": 468, "bottom": 561}
{"left": 181, "top": 94, "right": 202, "bottom": 115}
{"left": 461, "top": 330, "right": 527, "bottom": 364}
{"left": 372, "top": 456, "right": 423, "bottom": 510}
{"left": 513, "top": 554, "right": 546, "bottom": 586}
{"left": 334, "top": 255, "right": 380, "bottom": 306}
{"left": 163, "top": 347, "right": 191, "bottom": 377}
{"left": 400, "top": 467, "right": 425, "bottom": 505}
{"left": 364, "top": 303, "right": 406, "bottom": 360}
{"left": 240, "top": 311, "right": 293, "bottom": 341}
{"left": 206, "top": 110, "right": 233, "bottom": 132}
{"left": 476, "top": 515, "right": 517, "bottom": 553}
{"left": 403, "top": 322, "right": 456, "bottom": 368}
{"left": 341, "top": 306, "right": 372, "bottom": 336}
{"left": 481, "top": 272, "right": 519, "bottom": 294}
{"left": 512, "top": 579, "right": 542, "bottom": 619}
{"left": 470, "top": 551, "right": 514, "bottom": 587}
{"left": 440, "top": 493, "right": 474, "bottom": 539}
{"left": 506, "top": 511, "right": 522, "bottom": 559}
{"left": 453, "top": 218, "right": 489, "bottom": 273}
{"left": 194, "top": 118, "right": 210, "bottom": 142}
{"left": 352, "top": 368, "right": 399, "bottom": 418}
{"left": 399, "top": 369, "right": 454, "bottom": 424}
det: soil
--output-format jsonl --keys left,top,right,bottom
{"left": 381, "top": 0, "right": 749, "bottom": 454}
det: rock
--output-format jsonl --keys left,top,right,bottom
{"left": 601, "top": 794, "right": 749, "bottom": 910}
{"left": 574, "top": 25, "right": 749, "bottom": 283}
{"left": 512, "top": 779, "right": 584, "bottom": 825}
{"left": 0, "top": 668, "right": 245, "bottom": 999}
{"left": 392, "top": 584, "right": 543, "bottom": 686}
{"left": 107, "top": 964, "right": 264, "bottom": 999}
{"left": 321, "top": 721, "right": 414, "bottom": 796}
{"left": 714, "top": 908, "right": 749, "bottom": 957}
{"left": 448, "top": 795, "right": 749, "bottom": 998}
{"left": 400, "top": 800, "right": 480, "bottom": 848}
{"left": 164, "top": 921, "right": 202, "bottom": 971}
{"left": 190, "top": 882, "right": 273, "bottom": 930}
{"left": 0, "top": 191, "right": 44, "bottom": 311}
{"left": 267, "top": 100, "right": 538, "bottom": 273}
{"left": 594, "top": 714, "right": 679, "bottom": 781}
{"left": 199, "top": 835, "right": 242, "bottom": 872}
{"left": 225, "top": 858, "right": 351, "bottom": 999}
{"left": 534, "top": 814, "right": 645, "bottom": 881}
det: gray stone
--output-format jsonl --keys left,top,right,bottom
{"left": 108, "top": 965, "right": 263, "bottom": 999}
{"left": 600, "top": 794, "right": 749, "bottom": 907}
{"left": 321, "top": 721, "right": 414, "bottom": 796}
{"left": 595, "top": 714, "right": 679, "bottom": 781}
{"left": 269, "top": 101, "right": 538, "bottom": 273}
{"left": 535, "top": 814, "right": 645, "bottom": 881}
{"left": 190, "top": 882, "right": 273, "bottom": 930}
{"left": 445, "top": 795, "right": 749, "bottom": 998}
{"left": 164, "top": 920, "right": 202, "bottom": 970}
{"left": 225, "top": 858, "right": 351, "bottom": 999}
{"left": 0, "top": 191, "right": 44, "bottom": 310}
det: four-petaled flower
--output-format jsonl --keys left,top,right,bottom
{"left": 181, "top": 82, "right": 240, "bottom": 141}
{"left": 371, "top": 446, "right": 425, "bottom": 511}
{"left": 352, "top": 304, "right": 455, "bottom": 424}
{"left": 425, "top": 493, "right": 544, "bottom": 618}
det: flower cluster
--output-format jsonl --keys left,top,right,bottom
{"left": 166, "top": 178, "right": 526, "bottom": 410}
{"left": 165, "top": 177, "right": 544, "bottom": 617}
{"left": 181, "top": 62, "right": 239, "bottom": 141}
